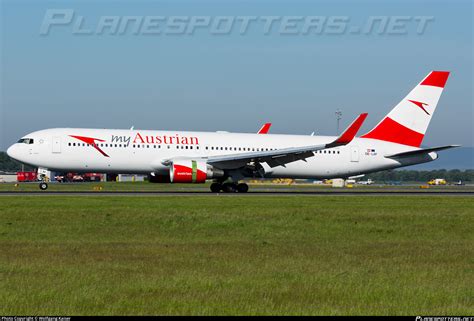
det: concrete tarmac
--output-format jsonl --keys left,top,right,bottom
{"left": 1, "top": 190, "right": 473, "bottom": 196}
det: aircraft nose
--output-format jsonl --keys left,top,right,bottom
{"left": 6, "top": 144, "right": 17, "bottom": 159}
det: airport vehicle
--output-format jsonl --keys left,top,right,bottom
{"left": 16, "top": 171, "right": 37, "bottom": 182}
{"left": 428, "top": 178, "right": 447, "bottom": 185}
{"left": 55, "top": 172, "right": 103, "bottom": 182}
{"left": 7, "top": 71, "right": 459, "bottom": 192}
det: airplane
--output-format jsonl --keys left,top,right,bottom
{"left": 7, "top": 71, "right": 459, "bottom": 192}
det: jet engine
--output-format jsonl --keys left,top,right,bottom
{"left": 170, "top": 160, "right": 224, "bottom": 183}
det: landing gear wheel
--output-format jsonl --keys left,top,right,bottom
{"left": 39, "top": 182, "right": 48, "bottom": 190}
{"left": 237, "top": 183, "right": 249, "bottom": 193}
{"left": 210, "top": 183, "right": 222, "bottom": 193}
{"left": 222, "top": 183, "right": 237, "bottom": 193}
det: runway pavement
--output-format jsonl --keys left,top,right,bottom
{"left": 1, "top": 190, "right": 473, "bottom": 196}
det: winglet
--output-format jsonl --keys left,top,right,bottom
{"left": 326, "top": 113, "right": 368, "bottom": 148}
{"left": 257, "top": 123, "right": 272, "bottom": 134}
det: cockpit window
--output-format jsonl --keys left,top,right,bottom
{"left": 17, "top": 138, "right": 34, "bottom": 144}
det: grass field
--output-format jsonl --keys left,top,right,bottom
{"left": 0, "top": 195, "right": 473, "bottom": 315}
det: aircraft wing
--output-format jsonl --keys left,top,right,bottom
{"left": 205, "top": 113, "right": 368, "bottom": 168}
{"left": 385, "top": 145, "right": 460, "bottom": 158}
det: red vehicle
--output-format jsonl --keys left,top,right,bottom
{"left": 17, "top": 171, "right": 38, "bottom": 182}
{"left": 83, "top": 173, "right": 103, "bottom": 182}
{"left": 55, "top": 172, "right": 103, "bottom": 182}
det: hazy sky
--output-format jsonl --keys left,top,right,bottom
{"left": 1, "top": 0, "right": 472, "bottom": 151}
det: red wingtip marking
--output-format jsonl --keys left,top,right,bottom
{"left": 257, "top": 123, "right": 272, "bottom": 134}
{"left": 335, "top": 113, "right": 368, "bottom": 144}
{"left": 420, "top": 71, "right": 450, "bottom": 88}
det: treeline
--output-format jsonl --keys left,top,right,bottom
{"left": 0, "top": 152, "right": 34, "bottom": 172}
{"left": 365, "top": 169, "right": 474, "bottom": 182}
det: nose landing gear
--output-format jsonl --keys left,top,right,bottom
{"left": 39, "top": 182, "right": 48, "bottom": 190}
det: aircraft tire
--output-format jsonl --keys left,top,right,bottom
{"left": 210, "top": 183, "right": 222, "bottom": 193}
{"left": 222, "top": 183, "right": 236, "bottom": 193}
{"left": 237, "top": 183, "right": 249, "bottom": 193}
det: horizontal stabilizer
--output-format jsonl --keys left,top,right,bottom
{"left": 385, "top": 145, "right": 460, "bottom": 158}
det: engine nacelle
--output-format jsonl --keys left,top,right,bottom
{"left": 170, "top": 160, "right": 223, "bottom": 183}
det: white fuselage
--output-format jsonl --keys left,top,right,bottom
{"left": 6, "top": 128, "right": 436, "bottom": 179}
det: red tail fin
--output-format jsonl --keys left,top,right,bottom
{"left": 361, "top": 71, "right": 450, "bottom": 147}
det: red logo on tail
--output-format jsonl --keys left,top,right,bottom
{"left": 408, "top": 100, "right": 430, "bottom": 115}
{"left": 69, "top": 135, "right": 109, "bottom": 157}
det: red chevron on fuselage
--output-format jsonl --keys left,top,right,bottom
{"left": 69, "top": 135, "right": 109, "bottom": 157}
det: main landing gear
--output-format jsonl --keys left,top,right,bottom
{"left": 210, "top": 182, "right": 249, "bottom": 193}
{"left": 39, "top": 182, "right": 48, "bottom": 190}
